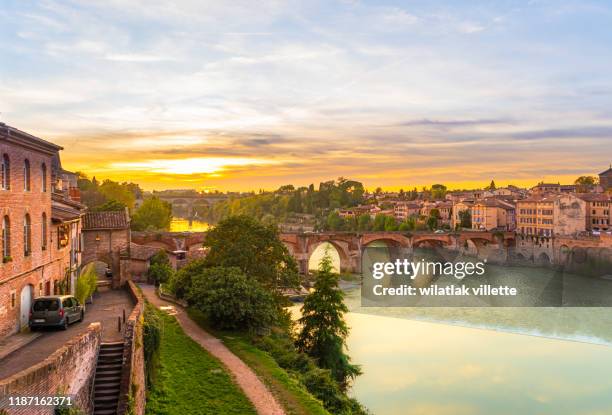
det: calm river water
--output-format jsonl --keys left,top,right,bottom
{"left": 306, "top": 242, "right": 612, "bottom": 415}
{"left": 169, "top": 218, "right": 210, "bottom": 232}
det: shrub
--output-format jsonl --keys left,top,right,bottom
{"left": 148, "top": 250, "right": 173, "bottom": 285}
{"left": 143, "top": 302, "right": 162, "bottom": 388}
{"left": 76, "top": 263, "right": 98, "bottom": 305}
{"left": 186, "top": 266, "right": 277, "bottom": 331}
{"left": 169, "top": 258, "right": 207, "bottom": 299}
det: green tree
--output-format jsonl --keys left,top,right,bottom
{"left": 372, "top": 214, "right": 387, "bottom": 231}
{"left": 131, "top": 197, "right": 173, "bottom": 231}
{"left": 427, "top": 208, "right": 441, "bottom": 231}
{"left": 203, "top": 215, "right": 299, "bottom": 290}
{"left": 169, "top": 258, "right": 207, "bottom": 299}
{"left": 431, "top": 184, "right": 447, "bottom": 200}
{"left": 148, "top": 250, "right": 173, "bottom": 285}
{"left": 94, "top": 199, "right": 127, "bottom": 212}
{"left": 186, "top": 266, "right": 277, "bottom": 331}
{"left": 383, "top": 215, "right": 397, "bottom": 231}
{"left": 458, "top": 209, "right": 472, "bottom": 229}
{"left": 75, "top": 263, "right": 98, "bottom": 306}
{"left": 99, "top": 179, "right": 135, "bottom": 210}
{"left": 296, "top": 249, "right": 361, "bottom": 389}
{"left": 357, "top": 214, "right": 371, "bottom": 231}
{"left": 326, "top": 211, "right": 346, "bottom": 231}
{"left": 574, "top": 176, "right": 598, "bottom": 192}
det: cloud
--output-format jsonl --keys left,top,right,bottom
{"left": 399, "top": 118, "right": 514, "bottom": 128}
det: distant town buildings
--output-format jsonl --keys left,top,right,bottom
{"left": 471, "top": 199, "right": 516, "bottom": 231}
{"left": 516, "top": 194, "right": 586, "bottom": 237}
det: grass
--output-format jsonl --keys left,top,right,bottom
{"left": 145, "top": 309, "right": 257, "bottom": 415}
{"left": 188, "top": 308, "right": 331, "bottom": 415}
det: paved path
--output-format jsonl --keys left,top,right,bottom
{"left": 0, "top": 289, "right": 133, "bottom": 379}
{"left": 139, "top": 284, "right": 285, "bottom": 415}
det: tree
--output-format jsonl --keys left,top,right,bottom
{"left": 169, "top": 258, "right": 207, "bottom": 299}
{"left": 148, "top": 250, "right": 173, "bottom": 285}
{"left": 357, "top": 214, "right": 371, "bottom": 231}
{"left": 99, "top": 180, "right": 136, "bottom": 210}
{"left": 384, "top": 215, "right": 397, "bottom": 231}
{"left": 487, "top": 180, "right": 497, "bottom": 191}
{"left": 186, "top": 266, "right": 277, "bottom": 331}
{"left": 326, "top": 211, "right": 345, "bottom": 231}
{"left": 431, "top": 184, "right": 447, "bottom": 200}
{"left": 203, "top": 215, "right": 299, "bottom": 290}
{"left": 574, "top": 176, "right": 598, "bottom": 192}
{"left": 296, "top": 249, "right": 361, "bottom": 389}
{"left": 75, "top": 263, "right": 98, "bottom": 306}
{"left": 131, "top": 197, "right": 173, "bottom": 231}
{"left": 94, "top": 199, "right": 127, "bottom": 212}
{"left": 458, "top": 209, "right": 472, "bottom": 229}
{"left": 373, "top": 214, "right": 387, "bottom": 231}
{"left": 427, "top": 208, "right": 441, "bottom": 231}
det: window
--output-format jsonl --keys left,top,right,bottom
{"left": 10, "top": 291, "right": 16, "bottom": 309}
{"left": 42, "top": 213, "right": 48, "bottom": 250}
{"left": 41, "top": 163, "right": 47, "bottom": 192}
{"left": 23, "top": 159, "right": 30, "bottom": 191}
{"left": 1, "top": 154, "right": 9, "bottom": 190}
{"left": 2, "top": 216, "right": 9, "bottom": 259}
{"left": 24, "top": 214, "right": 31, "bottom": 256}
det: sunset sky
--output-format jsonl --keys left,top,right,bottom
{"left": 1, "top": 0, "right": 611, "bottom": 191}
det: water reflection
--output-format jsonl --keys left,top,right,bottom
{"left": 299, "top": 245, "right": 612, "bottom": 415}
{"left": 346, "top": 306, "right": 612, "bottom": 415}
{"left": 169, "top": 218, "right": 210, "bottom": 232}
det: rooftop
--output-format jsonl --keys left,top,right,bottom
{"left": 83, "top": 210, "right": 130, "bottom": 230}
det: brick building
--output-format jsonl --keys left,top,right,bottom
{"left": 471, "top": 199, "right": 516, "bottom": 231}
{"left": 577, "top": 193, "right": 611, "bottom": 232}
{"left": 0, "top": 124, "right": 85, "bottom": 340}
{"left": 600, "top": 165, "right": 612, "bottom": 190}
{"left": 516, "top": 193, "right": 586, "bottom": 237}
{"left": 81, "top": 210, "right": 131, "bottom": 285}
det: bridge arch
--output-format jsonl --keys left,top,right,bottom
{"left": 307, "top": 240, "right": 350, "bottom": 273}
{"left": 537, "top": 252, "right": 551, "bottom": 265}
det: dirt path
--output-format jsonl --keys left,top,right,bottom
{"left": 139, "top": 284, "right": 285, "bottom": 415}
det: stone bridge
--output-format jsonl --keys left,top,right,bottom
{"left": 131, "top": 230, "right": 515, "bottom": 274}
{"left": 154, "top": 194, "right": 227, "bottom": 217}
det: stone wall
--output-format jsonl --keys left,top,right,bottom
{"left": 0, "top": 322, "right": 101, "bottom": 414}
{"left": 116, "top": 280, "right": 145, "bottom": 415}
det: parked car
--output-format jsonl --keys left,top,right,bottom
{"left": 29, "top": 295, "right": 84, "bottom": 330}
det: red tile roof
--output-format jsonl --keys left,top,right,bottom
{"left": 83, "top": 211, "right": 129, "bottom": 230}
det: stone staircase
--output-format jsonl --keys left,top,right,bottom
{"left": 93, "top": 342, "right": 124, "bottom": 415}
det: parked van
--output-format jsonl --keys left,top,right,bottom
{"left": 29, "top": 295, "right": 84, "bottom": 330}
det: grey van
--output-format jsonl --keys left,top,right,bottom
{"left": 29, "top": 296, "right": 84, "bottom": 330}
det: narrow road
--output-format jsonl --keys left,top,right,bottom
{"left": 0, "top": 289, "right": 133, "bottom": 379}
{"left": 139, "top": 284, "right": 285, "bottom": 415}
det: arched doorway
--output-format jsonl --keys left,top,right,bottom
{"left": 308, "top": 242, "right": 342, "bottom": 273}
{"left": 537, "top": 252, "right": 551, "bottom": 266}
{"left": 20, "top": 284, "right": 33, "bottom": 330}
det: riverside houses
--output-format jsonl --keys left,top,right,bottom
{"left": 0, "top": 124, "right": 85, "bottom": 340}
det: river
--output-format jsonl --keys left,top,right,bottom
{"left": 306, "top": 242, "right": 612, "bottom": 415}
{"left": 169, "top": 218, "right": 210, "bottom": 232}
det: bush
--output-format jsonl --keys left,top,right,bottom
{"left": 143, "top": 302, "right": 162, "bottom": 388}
{"left": 148, "top": 250, "right": 173, "bottom": 285}
{"left": 169, "top": 258, "right": 207, "bottom": 299}
{"left": 186, "top": 267, "right": 277, "bottom": 331}
{"left": 76, "top": 263, "right": 98, "bottom": 305}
